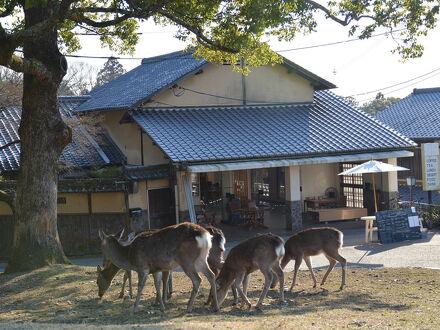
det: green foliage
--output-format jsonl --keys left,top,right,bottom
{"left": 425, "top": 203, "right": 440, "bottom": 228}
{"left": 2, "top": 0, "right": 440, "bottom": 71}
{"left": 89, "top": 166, "right": 121, "bottom": 178}
{"left": 361, "top": 93, "right": 401, "bottom": 116}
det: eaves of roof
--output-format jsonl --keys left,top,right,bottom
{"left": 282, "top": 57, "right": 336, "bottom": 90}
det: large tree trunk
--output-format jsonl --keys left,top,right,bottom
{"left": 5, "top": 3, "right": 72, "bottom": 273}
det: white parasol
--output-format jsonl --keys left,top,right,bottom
{"left": 338, "top": 160, "right": 409, "bottom": 213}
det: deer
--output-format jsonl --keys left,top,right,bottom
{"left": 276, "top": 227, "right": 347, "bottom": 291}
{"left": 98, "top": 222, "right": 219, "bottom": 313}
{"left": 215, "top": 233, "right": 285, "bottom": 310}
{"left": 96, "top": 230, "right": 172, "bottom": 302}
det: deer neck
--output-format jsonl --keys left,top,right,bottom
{"left": 101, "top": 239, "right": 133, "bottom": 271}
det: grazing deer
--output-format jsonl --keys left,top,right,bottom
{"left": 99, "top": 222, "right": 218, "bottom": 313}
{"left": 279, "top": 227, "right": 346, "bottom": 291}
{"left": 216, "top": 233, "right": 285, "bottom": 309}
{"left": 96, "top": 230, "right": 172, "bottom": 301}
{"left": 97, "top": 257, "right": 173, "bottom": 301}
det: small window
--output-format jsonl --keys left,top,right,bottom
{"left": 57, "top": 197, "right": 67, "bottom": 204}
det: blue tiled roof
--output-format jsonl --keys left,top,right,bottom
{"left": 376, "top": 87, "right": 440, "bottom": 139}
{"left": 76, "top": 51, "right": 209, "bottom": 112}
{"left": 75, "top": 51, "right": 336, "bottom": 113}
{"left": 129, "top": 90, "right": 416, "bottom": 163}
{"left": 0, "top": 97, "right": 125, "bottom": 172}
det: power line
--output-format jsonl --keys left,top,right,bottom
{"left": 175, "top": 85, "right": 289, "bottom": 104}
{"left": 349, "top": 67, "right": 440, "bottom": 98}
{"left": 63, "top": 28, "right": 406, "bottom": 60}
{"left": 277, "top": 29, "right": 405, "bottom": 53}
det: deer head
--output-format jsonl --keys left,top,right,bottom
{"left": 96, "top": 264, "right": 112, "bottom": 298}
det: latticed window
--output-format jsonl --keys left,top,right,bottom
{"left": 340, "top": 163, "right": 364, "bottom": 208}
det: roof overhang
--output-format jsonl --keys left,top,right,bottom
{"left": 185, "top": 150, "right": 413, "bottom": 173}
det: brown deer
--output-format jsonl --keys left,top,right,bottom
{"left": 99, "top": 222, "right": 219, "bottom": 313}
{"left": 96, "top": 230, "right": 172, "bottom": 301}
{"left": 216, "top": 233, "right": 285, "bottom": 309}
{"left": 279, "top": 227, "right": 346, "bottom": 291}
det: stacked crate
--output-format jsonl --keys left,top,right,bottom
{"left": 375, "top": 209, "right": 422, "bottom": 244}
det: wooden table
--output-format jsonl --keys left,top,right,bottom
{"left": 361, "top": 216, "right": 377, "bottom": 243}
{"left": 309, "top": 207, "right": 367, "bottom": 222}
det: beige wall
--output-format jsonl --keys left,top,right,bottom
{"left": 92, "top": 192, "right": 126, "bottom": 213}
{"left": 300, "top": 163, "right": 340, "bottom": 199}
{"left": 58, "top": 193, "right": 88, "bottom": 214}
{"left": 0, "top": 201, "right": 12, "bottom": 215}
{"left": 101, "top": 111, "right": 167, "bottom": 166}
{"left": 246, "top": 65, "right": 314, "bottom": 103}
{"left": 151, "top": 63, "right": 315, "bottom": 107}
{"left": 142, "top": 133, "right": 168, "bottom": 165}
{"left": 128, "top": 180, "right": 148, "bottom": 209}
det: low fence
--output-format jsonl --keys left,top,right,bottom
{"left": 0, "top": 212, "right": 149, "bottom": 260}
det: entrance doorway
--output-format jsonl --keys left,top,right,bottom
{"left": 148, "top": 187, "right": 175, "bottom": 229}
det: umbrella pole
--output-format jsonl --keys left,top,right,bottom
{"left": 372, "top": 173, "right": 378, "bottom": 213}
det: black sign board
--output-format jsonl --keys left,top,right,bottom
{"left": 375, "top": 208, "right": 422, "bottom": 244}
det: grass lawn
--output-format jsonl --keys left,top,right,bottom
{"left": 0, "top": 265, "right": 439, "bottom": 329}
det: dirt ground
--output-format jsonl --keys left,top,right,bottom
{"left": 1, "top": 265, "right": 440, "bottom": 329}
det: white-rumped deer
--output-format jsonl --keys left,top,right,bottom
{"left": 279, "top": 227, "right": 346, "bottom": 291}
{"left": 216, "top": 233, "right": 285, "bottom": 309}
{"left": 99, "top": 222, "right": 219, "bottom": 313}
{"left": 96, "top": 230, "right": 172, "bottom": 302}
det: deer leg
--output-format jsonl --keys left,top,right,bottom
{"left": 151, "top": 272, "right": 161, "bottom": 305}
{"left": 119, "top": 270, "right": 129, "bottom": 298}
{"left": 153, "top": 272, "right": 165, "bottom": 311}
{"left": 200, "top": 261, "right": 219, "bottom": 312}
{"left": 181, "top": 265, "right": 202, "bottom": 313}
{"left": 321, "top": 255, "right": 337, "bottom": 286}
{"left": 290, "top": 256, "right": 302, "bottom": 291}
{"left": 332, "top": 253, "right": 347, "bottom": 290}
{"left": 270, "top": 271, "right": 278, "bottom": 289}
{"left": 167, "top": 271, "right": 173, "bottom": 300}
{"left": 255, "top": 269, "right": 273, "bottom": 309}
{"left": 234, "top": 275, "right": 252, "bottom": 308}
{"left": 303, "top": 256, "right": 317, "bottom": 288}
{"left": 128, "top": 270, "right": 133, "bottom": 299}
{"left": 162, "top": 271, "right": 171, "bottom": 303}
{"left": 242, "top": 273, "right": 251, "bottom": 296}
{"left": 272, "top": 263, "right": 285, "bottom": 303}
{"left": 133, "top": 270, "right": 148, "bottom": 313}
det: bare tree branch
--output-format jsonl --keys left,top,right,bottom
{"left": 157, "top": 9, "right": 238, "bottom": 53}
{"left": 304, "top": 0, "right": 352, "bottom": 25}
{"left": 0, "top": 53, "right": 53, "bottom": 82}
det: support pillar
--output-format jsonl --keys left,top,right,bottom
{"left": 285, "top": 165, "right": 302, "bottom": 231}
{"left": 382, "top": 158, "right": 399, "bottom": 209}
{"left": 176, "top": 172, "right": 190, "bottom": 222}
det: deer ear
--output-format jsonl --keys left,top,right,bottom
{"left": 119, "top": 228, "right": 125, "bottom": 240}
{"left": 98, "top": 229, "right": 106, "bottom": 240}
{"left": 97, "top": 265, "right": 102, "bottom": 273}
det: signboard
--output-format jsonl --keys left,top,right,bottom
{"left": 421, "top": 143, "right": 440, "bottom": 191}
{"left": 375, "top": 209, "right": 421, "bottom": 244}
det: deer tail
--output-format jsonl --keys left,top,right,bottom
{"left": 338, "top": 231, "right": 344, "bottom": 249}
{"left": 275, "top": 240, "right": 285, "bottom": 258}
{"left": 195, "top": 231, "right": 213, "bottom": 269}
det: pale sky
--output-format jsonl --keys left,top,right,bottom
{"left": 69, "top": 17, "right": 440, "bottom": 105}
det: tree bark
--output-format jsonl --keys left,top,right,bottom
{"left": 5, "top": 3, "right": 72, "bottom": 273}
